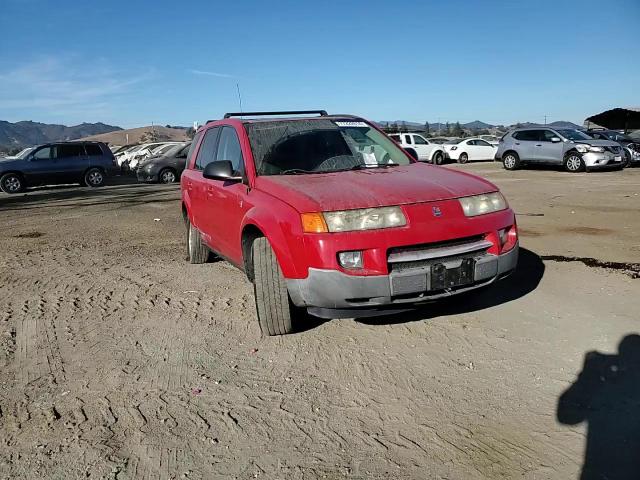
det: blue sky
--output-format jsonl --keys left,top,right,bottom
{"left": 1, "top": 0, "right": 638, "bottom": 128}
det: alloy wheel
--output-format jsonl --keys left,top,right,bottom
{"left": 504, "top": 155, "right": 516, "bottom": 169}
{"left": 566, "top": 155, "right": 582, "bottom": 172}
{"left": 88, "top": 171, "right": 103, "bottom": 185}
{"left": 4, "top": 176, "right": 21, "bottom": 192}
{"left": 161, "top": 170, "right": 176, "bottom": 183}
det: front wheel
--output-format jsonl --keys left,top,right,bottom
{"left": 0, "top": 173, "right": 24, "bottom": 194}
{"left": 564, "top": 152, "right": 585, "bottom": 173}
{"left": 457, "top": 153, "right": 469, "bottom": 164}
{"left": 252, "top": 237, "right": 297, "bottom": 335}
{"left": 84, "top": 168, "right": 105, "bottom": 187}
{"left": 159, "top": 168, "right": 177, "bottom": 184}
{"left": 432, "top": 151, "right": 444, "bottom": 165}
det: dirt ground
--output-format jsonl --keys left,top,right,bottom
{"left": 0, "top": 163, "right": 638, "bottom": 479}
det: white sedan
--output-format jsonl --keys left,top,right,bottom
{"left": 444, "top": 138, "right": 498, "bottom": 163}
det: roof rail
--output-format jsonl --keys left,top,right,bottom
{"left": 223, "top": 110, "right": 328, "bottom": 119}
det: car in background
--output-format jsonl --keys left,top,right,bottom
{"left": 388, "top": 133, "right": 446, "bottom": 164}
{"left": 0, "top": 141, "right": 117, "bottom": 193}
{"left": 182, "top": 110, "right": 518, "bottom": 335}
{"left": 586, "top": 129, "right": 640, "bottom": 165}
{"left": 428, "top": 137, "right": 450, "bottom": 145}
{"left": 496, "top": 127, "right": 625, "bottom": 172}
{"left": 444, "top": 138, "right": 498, "bottom": 163}
{"left": 128, "top": 142, "right": 182, "bottom": 170}
{"left": 480, "top": 135, "right": 500, "bottom": 146}
{"left": 136, "top": 142, "right": 190, "bottom": 183}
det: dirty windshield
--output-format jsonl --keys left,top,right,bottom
{"left": 245, "top": 119, "right": 412, "bottom": 175}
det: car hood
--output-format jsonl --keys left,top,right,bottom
{"left": 254, "top": 163, "right": 498, "bottom": 212}
{"left": 574, "top": 139, "right": 620, "bottom": 147}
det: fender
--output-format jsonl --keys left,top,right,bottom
{"left": 429, "top": 147, "right": 445, "bottom": 161}
{"left": 241, "top": 201, "right": 306, "bottom": 279}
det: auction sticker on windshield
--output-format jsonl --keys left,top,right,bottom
{"left": 334, "top": 121, "right": 368, "bottom": 128}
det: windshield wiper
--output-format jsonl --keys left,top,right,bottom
{"left": 334, "top": 163, "right": 400, "bottom": 172}
{"left": 280, "top": 168, "right": 316, "bottom": 175}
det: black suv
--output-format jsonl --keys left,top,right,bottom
{"left": 0, "top": 142, "right": 117, "bottom": 194}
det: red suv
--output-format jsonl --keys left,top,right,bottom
{"left": 181, "top": 111, "right": 518, "bottom": 335}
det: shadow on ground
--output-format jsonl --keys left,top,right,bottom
{"left": 557, "top": 334, "right": 640, "bottom": 480}
{"left": 0, "top": 176, "right": 179, "bottom": 212}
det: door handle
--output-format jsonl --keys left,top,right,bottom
{"left": 515, "top": 142, "right": 520, "bottom": 145}
{"left": 535, "top": 144, "right": 542, "bottom": 147}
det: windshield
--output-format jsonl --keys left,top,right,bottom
{"left": 14, "top": 147, "right": 35, "bottom": 158}
{"left": 245, "top": 119, "right": 412, "bottom": 175}
{"left": 557, "top": 129, "right": 591, "bottom": 141}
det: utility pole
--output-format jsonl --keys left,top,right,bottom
{"left": 544, "top": 115, "right": 547, "bottom": 125}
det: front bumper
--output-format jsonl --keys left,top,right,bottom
{"left": 287, "top": 243, "right": 518, "bottom": 317}
{"left": 136, "top": 169, "right": 158, "bottom": 182}
{"left": 582, "top": 151, "right": 625, "bottom": 169}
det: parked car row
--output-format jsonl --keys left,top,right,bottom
{"left": 390, "top": 127, "right": 638, "bottom": 173}
{"left": 115, "top": 141, "right": 184, "bottom": 170}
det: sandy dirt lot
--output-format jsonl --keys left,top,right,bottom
{"left": 0, "top": 164, "right": 638, "bottom": 479}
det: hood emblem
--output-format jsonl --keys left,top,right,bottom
{"left": 432, "top": 206, "right": 442, "bottom": 217}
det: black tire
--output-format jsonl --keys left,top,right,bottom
{"left": 252, "top": 237, "right": 295, "bottom": 336}
{"left": 432, "top": 151, "right": 444, "bottom": 165}
{"left": 159, "top": 168, "right": 177, "bottom": 184}
{"left": 84, "top": 168, "right": 105, "bottom": 187}
{"left": 186, "top": 219, "right": 209, "bottom": 264}
{"left": 405, "top": 148, "right": 418, "bottom": 161}
{"left": 563, "top": 151, "right": 585, "bottom": 173}
{"left": 502, "top": 151, "right": 520, "bottom": 170}
{"left": 457, "top": 153, "right": 469, "bottom": 164}
{"left": 0, "top": 173, "right": 25, "bottom": 194}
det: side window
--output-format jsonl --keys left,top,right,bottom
{"left": 55, "top": 144, "right": 85, "bottom": 159}
{"left": 467, "top": 140, "right": 477, "bottom": 146}
{"left": 476, "top": 140, "right": 491, "bottom": 147}
{"left": 513, "top": 130, "right": 537, "bottom": 141}
{"left": 33, "top": 147, "right": 52, "bottom": 160}
{"left": 389, "top": 134, "right": 400, "bottom": 142}
{"left": 186, "top": 132, "right": 203, "bottom": 168}
{"left": 540, "top": 130, "right": 557, "bottom": 142}
{"left": 215, "top": 126, "right": 244, "bottom": 174}
{"left": 194, "top": 128, "right": 220, "bottom": 170}
{"left": 404, "top": 135, "right": 413, "bottom": 144}
{"left": 413, "top": 135, "right": 428, "bottom": 145}
{"left": 85, "top": 144, "right": 103, "bottom": 156}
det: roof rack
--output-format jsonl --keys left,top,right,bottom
{"left": 223, "top": 110, "right": 328, "bottom": 119}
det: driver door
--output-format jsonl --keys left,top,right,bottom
{"left": 536, "top": 130, "right": 565, "bottom": 164}
{"left": 24, "top": 146, "right": 58, "bottom": 186}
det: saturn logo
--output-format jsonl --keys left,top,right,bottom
{"left": 432, "top": 206, "right": 442, "bottom": 217}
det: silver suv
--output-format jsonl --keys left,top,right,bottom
{"left": 496, "top": 127, "right": 625, "bottom": 172}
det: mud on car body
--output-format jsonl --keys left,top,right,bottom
{"left": 181, "top": 111, "right": 518, "bottom": 335}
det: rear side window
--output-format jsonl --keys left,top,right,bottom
{"left": 215, "top": 127, "right": 244, "bottom": 174}
{"left": 404, "top": 135, "right": 413, "bottom": 144}
{"left": 186, "top": 132, "right": 202, "bottom": 168}
{"left": 513, "top": 130, "right": 539, "bottom": 141}
{"left": 194, "top": 127, "right": 220, "bottom": 170}
{"left": 389, "top": 134, "right": 400, "bottom": 142}
{"left": 56, "top": 144, "right": 85, "bottom": 158}
{"left": 85, "top": 144, "right": 103, "bottom": 156}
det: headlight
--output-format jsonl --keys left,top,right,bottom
{"left": 576, "top": 144, "right": 589, "bottom": 153}
{"left": 302, "top": 206, "right": 407, "bottom": 233}
{"left": 588, "top": 146, "right": 604, "bottom": 152}
{"left": 459, "top": 192, "right": 507, "bottom": 217}
{"left": 450, "top": 146, "right": 458, "bottom": 150}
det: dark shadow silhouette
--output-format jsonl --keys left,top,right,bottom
{"left": 557, "top": 335, "right": 640, "bottom": 480}
{"left": 355, "top": 247, "right": 544, "bottom": 326}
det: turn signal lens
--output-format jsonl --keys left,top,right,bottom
{"left": 301, "top": 212, "right": 328, "bottom": 233}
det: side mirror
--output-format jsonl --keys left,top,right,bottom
{"left": 203, "top": 160, "right": 242, "bottom": 182}
{"left": 551, "top": 137, "right": 561, "bottom": 143}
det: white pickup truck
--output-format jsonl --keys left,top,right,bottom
{"left": 388, "top": 133, "right": 446, "bottom": 164}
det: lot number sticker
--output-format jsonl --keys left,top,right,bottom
{"left": 335, "top": 121, "right": 369, "bottom": 128}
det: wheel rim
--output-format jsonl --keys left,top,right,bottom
{"left": 88, "top": 171, "right": 103, "bottom": 185}
{"left": 567, "top": 155, "right": 581, "bottom": 171}
{"left": 435, "top": 153, "right": 442, "bottom": 164}
{"left": 4, "top": 176, "right": 21, "bottom": 192}
{"left": 161, "top": 171, "right": 175, "bottom": 183}
{"left": 504, "top": 155, "right": 515, "bottom": 168}
{"left": 461, "top": 154, "right": 468, "bottom": 163}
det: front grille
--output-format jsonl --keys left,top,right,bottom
{"left": 388, "top": 235, "right": 491, "bottom": 273}
{"left": 605, "top": 146, "right": 621, "bottom": 154}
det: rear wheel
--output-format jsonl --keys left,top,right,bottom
{"left": 564, "top": 152, "right": 585, "bottom": 172}
{"left": 502, "top": 152, "right": 520, "bottom": 170}
{"left": 432, "top": 151, "right": 444, "bottom": 165}
{"left": 84, "top": 168, "right": 105, "bottom": 187}
{"left": 0, "top": 173, "right": 24, "bottom": 194}
{"left": 458, "top": 153, "right": 469, "bottom": 164}
{"left": 252, "top": 237, "right": 296, "bottom": 336}
{"left": 159, "top": 168, "right": 177, "bottom": 184}
{"left": 186, "top": 220, "right": 209, "bottom": 264}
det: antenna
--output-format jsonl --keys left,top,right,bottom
{"left": 236, "top": 83, "right": 244, "bottom": 119}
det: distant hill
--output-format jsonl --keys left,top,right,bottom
{"left": 81, "top": 126, "right": 189, "bottom": 145}
{"left": 0, "top": 120, "right": 122, "bottom": 151}
{"left": 463, "top": 120, "right": 494, "bottom": 130}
